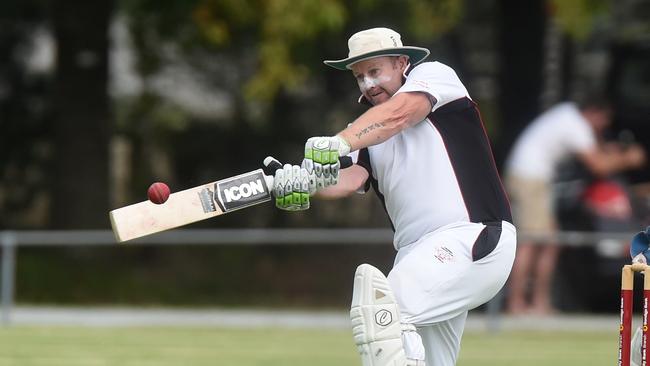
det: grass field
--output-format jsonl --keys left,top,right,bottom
{"left": 0, "top": 326, "right": 617, "bottom": 365}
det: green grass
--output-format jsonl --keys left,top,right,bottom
{"left": 458, "top": 331, "right": 617, "bottom": 366}
{"left": 0, "top": 327, "right": 617, "bottom": 366}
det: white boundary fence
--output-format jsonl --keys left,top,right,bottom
{"left": 0, "top": 229, "right": 637, "bottom": 328}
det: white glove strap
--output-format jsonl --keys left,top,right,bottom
{"left": 333, "top": 135, "right": 352, "bottom": 156}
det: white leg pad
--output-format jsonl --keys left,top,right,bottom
{"left": 402, "top": 324, "right": 426, "bottom": 363}
{"left": 351, "top": 264, "right": 410, "bottom": 366}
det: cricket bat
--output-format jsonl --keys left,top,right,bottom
{"left": 109, "top": 156, "right": 352, "bottom": 242}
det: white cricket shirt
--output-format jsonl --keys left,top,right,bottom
{"left": 354, "top": 62, "right": 511, "bottom": 249}
{"left": 506, "top": 102, "right": 596, "bottom": 181}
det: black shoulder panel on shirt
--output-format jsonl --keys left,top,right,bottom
{"left": 429, "top": 98, "right": 512, "bottom": 224}
{"left": 358, "top": 147, "right": 395, "bottom": 232}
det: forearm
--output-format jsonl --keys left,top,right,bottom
{"left": 337, "top": 92, "right": 432, "bottom": 152}
{"left": 315, "top": 165, "right": 369, "bottom": 199}
{"left": 316, "top": 184, "right": 357, "bottom": 199}
{"left": 594, "top": 154, "right": 629, "bottom": 176}
{"left": 338, "top": 105, "right": 404, "bottom": 152}
{"left": 597, "top": 154, "right": 640, "bottom": 175}
{"left": 581, "top": 147, "right": 645, "bottom": 177}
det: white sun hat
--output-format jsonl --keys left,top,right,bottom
{"left": 324, "top": 27, "right": 430, "bottom": 70}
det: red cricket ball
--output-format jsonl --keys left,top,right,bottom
{"left": 147, "top": 182, "right": 170, "bottom": 204}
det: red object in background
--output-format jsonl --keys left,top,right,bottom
{"left": 147, "top": 182, "right": 170, "bottom": 204}
{"left": 582, "top": 180, "right": 633, "bottom": 220}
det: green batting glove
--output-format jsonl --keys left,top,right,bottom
{"left": 273, "top": 164, "right": 311, "bottom": 211}
{"left": 303, "top": 136, "right": 351, "bottom": 191}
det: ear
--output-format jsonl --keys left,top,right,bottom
{"left": 398, "top": 55, "right": 409, "bottom": 71}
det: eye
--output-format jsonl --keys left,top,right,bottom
{"left": 369, "top": 68, "right": 381, "bottom": 77}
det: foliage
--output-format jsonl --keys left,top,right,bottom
{"left": 119, "top": 0, "right": 464, "bottom": 104}
{"left": 113, "top": 0, "right": 467, "bottom": 214}
{"left": 406, "top": 0, "right": 463, "bottom": 40}
{"left": 549, "top": 0, "right": 610, "bottom": 40}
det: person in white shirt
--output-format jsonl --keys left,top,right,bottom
{"left": 505, "top": 98, "right": 646, "bottom": 315}
{"left": 268, "top": 28, "right": 515, "bottom": 366}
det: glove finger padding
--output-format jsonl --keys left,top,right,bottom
{"left": 301, "top": 159, "right": 318, "bottom": 196}
{"left": 304, "top": 136, "right": 346, "bottom": 190}
{"left": 273, "top": 166, "right": 287, "bottom": 209}
{"left": 274, "top": 164, "right": 310, "bottom": 211}
{"left": 330, "top": 160, "right": 340, "bottom": 186}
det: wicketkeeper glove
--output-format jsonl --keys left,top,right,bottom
{"left": 303, "top": 136, "right": 351, "bottom": 190}
{"left": 630, "top": 226, "right": 650, "bottom": 264}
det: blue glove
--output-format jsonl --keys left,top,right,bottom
{"left": 630, "top": 226, "right": 650, "bottom": 264}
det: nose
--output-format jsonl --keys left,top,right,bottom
{"left": 359, "top": 76, "right": 379, "bottom": 91}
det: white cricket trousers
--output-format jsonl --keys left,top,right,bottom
{"left": 387, "top": 220, "right": 516, "bottom": 366}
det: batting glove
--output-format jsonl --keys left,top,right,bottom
{"left": 273, "top": 163, "right": 312, "bottom": 211}
{"left": 303, "top": 136, "right": 351, "bottom": 190}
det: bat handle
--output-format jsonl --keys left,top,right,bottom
{"left": 262, "top": 155, "right": 353, "bottom": 176}
{"left": 262, "top": 157, "right": 284, "bottom": 175}
{"left": 340, "top": 156, "right": 354, "bottom": 169}
{"left": 262, "top": 155, "right": 354, "bottom": 191}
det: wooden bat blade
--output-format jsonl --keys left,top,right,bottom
{"left": 109, "top": 183, "right": 224, "bottom": 242}
{"left": 110, "top": 169, "right": 272, "bottom": 242}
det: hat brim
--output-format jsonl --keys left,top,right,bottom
{"left": 323, "top": 46, "right": 430, "bottom": 70}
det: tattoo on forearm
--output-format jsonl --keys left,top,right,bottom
{"left": 354, "top": 122, "right": 386, "bottom": 140}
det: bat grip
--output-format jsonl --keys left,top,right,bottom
{"left": 262, "top": 155, "right": 353, "bottom": 176}
{"left": 340, "top": 155, "right": 353, "bottom": 169}
{"left": 262, "top": 155, "right": 354, "bottom": 192}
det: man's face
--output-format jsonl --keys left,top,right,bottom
{"left": 350, "top": 56, "right": 408, "bottom": 105}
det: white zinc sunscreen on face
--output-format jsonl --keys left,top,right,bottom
{"left": 357, "top": 75, "right": 391, "bottom": 92}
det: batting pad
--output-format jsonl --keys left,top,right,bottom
{"left": 350, "top": 264, "right": 410, "bottom": 366}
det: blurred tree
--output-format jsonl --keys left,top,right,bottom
{"left": 120, "top": 0, "right": 462, "bottom": 104}
{"left": 549, "top": 0, "right": 610, "bottom": 41}
{"left": 497, "top": 0, "right": 612, "bottom": 164}
{"left": 51, "top": 0, "right": 114, "bottom": 228}
{"left": 115, "top": 0, "right": 464, "bottom": 228}
{"left": 496, "top": 0, "right": 545, "bottom": 164}
{"left": 541, "top": 0, "right": 612, "bottom": 110}
{"left": 0, "top": 0, "right": 614, "bottom": 229}
{"left": 0, "top": 1, "right": 51, "bottom": 228}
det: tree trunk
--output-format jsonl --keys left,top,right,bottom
{"left": 496, "top": 0, "right": 545, "bottom": 163}
{"left": 51, "top": 0, "right": 113, "bottom": 228}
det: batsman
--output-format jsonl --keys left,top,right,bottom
{"left": 268, "top": 28, "right": 516, "bottom": 366}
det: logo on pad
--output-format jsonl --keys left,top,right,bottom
{"left": 375, "top": 309, "right": 393, "bottom": 326}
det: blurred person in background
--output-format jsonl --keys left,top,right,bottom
{"left": 504, "top": 95, "right": 646, "bottom": 315}
{"left": 268, "top": 27, "right": 515, "bottom": 366}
